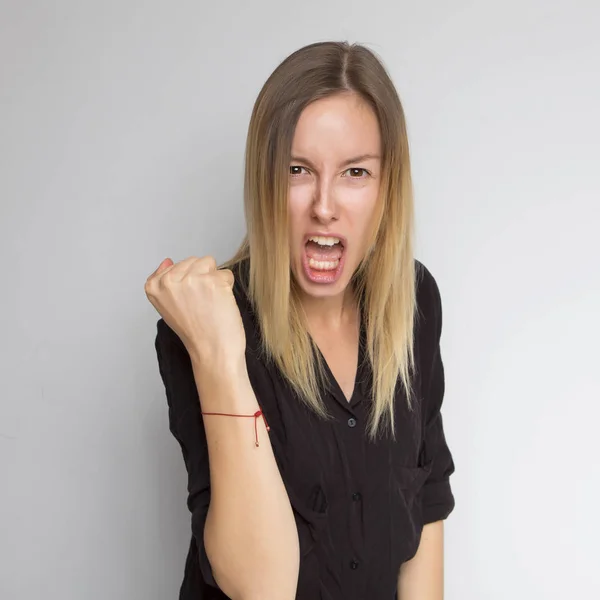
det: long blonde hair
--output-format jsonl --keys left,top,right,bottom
{"left": 221, "top": 41, "right": 417, "bottom": 441}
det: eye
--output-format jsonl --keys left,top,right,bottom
{"left": 290, "top": 165, "right": 309, "bottom": 177}
{"left": 343, "top": 168, "right": 370, "bottom": 178}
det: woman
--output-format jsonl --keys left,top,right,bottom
{"left": 145, "top": 41, "right": 455, "bottom": 600}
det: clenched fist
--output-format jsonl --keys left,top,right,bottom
{"left": 145, "top": 256, "right": 246, "bottom": 369}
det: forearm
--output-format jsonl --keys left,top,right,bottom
{"left": 192, "top": 355, "right": 299, "bottom": 600}
{"left": 397, "top": 521, "right": 444, "bottom": 600}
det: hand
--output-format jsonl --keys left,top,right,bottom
{"left": 145, "top": 256, "right": 246, "bottom": 367}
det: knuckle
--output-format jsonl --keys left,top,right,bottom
{"left": 220, "top": 269, "right": 234, "bottom": 286}
{"left": 144, "top": 278, "right": 156, "bottom": 295}
{"left": 200, "top": 255, "right": 217, "bottom": 270}
{"left": 184, "top": 272, "right": 199, "bottom": 288}
{"left": 161, "top": 271, "right": 174, "bottom": 287}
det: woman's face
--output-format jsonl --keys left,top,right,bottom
{"left": 288, "top": 92, "right": 382, "bottom": 302}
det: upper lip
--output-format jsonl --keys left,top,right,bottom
{"left": 304, "top": 232, "right": 347, "bottom": 248}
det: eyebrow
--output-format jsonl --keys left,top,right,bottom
{"left": 290, "top": 153, "right": 381, "bottom": 169}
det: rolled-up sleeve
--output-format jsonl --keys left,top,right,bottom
{"left": 417, "top": 264, "right": 456, "bottom": 524}
{"left": 154, "top": 318, "right": 220, "bottom": 589}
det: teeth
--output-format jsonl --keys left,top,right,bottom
{"left": 308, "top": 258, "right": 339, "bottom": 270}
{"left": 308, "top": 235, "right": 341, "bottom": 247}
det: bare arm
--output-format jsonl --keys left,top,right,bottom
{"left": 397, "top": 521, "right": 444, "bottom": 600}
{"left": 147, "top": 256, "right": 300, "bottom": 600}
{"left": 192, "top": 353, "right": 300, "bottom": 600}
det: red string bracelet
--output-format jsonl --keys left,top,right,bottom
{"left": 200, "top": 409, "right": 270, "bottom": 447}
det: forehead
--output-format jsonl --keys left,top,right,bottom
{"left": 291, "top": 93, "right": 381, "bottom": 159}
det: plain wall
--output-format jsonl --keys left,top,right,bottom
{"left": 1, "top": 1, "right": 598, "bottom": 598}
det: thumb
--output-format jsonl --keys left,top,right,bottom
{"left": 157, "top": 258, "right": 174, "bottom": 273}
{"left": 147, "top": 258, "right": 174, "bottom": 281}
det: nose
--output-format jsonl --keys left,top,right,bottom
{"left": 311, "top": 181, "right": 338, "bottom": 224}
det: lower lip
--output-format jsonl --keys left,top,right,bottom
{"left": 301, "top": 246, "right": 346, "bottom": 284}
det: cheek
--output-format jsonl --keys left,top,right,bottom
{"left": 360, "top": 187, "right": 379, "bottom": 214}
{"left": 346, "top": 188, "right": 379, "bottom": 235}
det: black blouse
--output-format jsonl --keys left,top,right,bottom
{"left": 154, "top": 257, "right": 455, "bottom": 600}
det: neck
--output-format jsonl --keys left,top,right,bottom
{"left": 299, "top": 287, "right": 359, "bottom": 332}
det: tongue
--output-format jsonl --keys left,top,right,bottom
{"left": 305, "top": 240, "right": 343, "bottom": 261}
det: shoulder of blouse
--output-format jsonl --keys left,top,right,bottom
{"left": 414, "top": 258, "right": 443, "bottom": 341}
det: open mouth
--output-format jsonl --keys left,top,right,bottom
{"left": 302, "top": 234, "right": 347, "bottom": 283}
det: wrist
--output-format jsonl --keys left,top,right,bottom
{"left": 190, "top": 350, "right": 250, "bottom": 396}
{"left": 188, "top": 343, "right": 246, "bottom": 377}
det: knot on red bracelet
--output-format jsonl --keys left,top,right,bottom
{"left": 201, "top": 408, "right": 270, "bottom": 447}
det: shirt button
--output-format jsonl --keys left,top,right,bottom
{"left": 347, "top": 417, "right": 357, "bottom": 428}
{"left": 350, "top": 560, "right": 359, "bottom": 570}
{"left": 352, "top": 492, "right": 361, "bottom": 502}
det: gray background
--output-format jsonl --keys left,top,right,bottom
{"left": 1, "top": 1, "right": 599, "bottom": 598}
